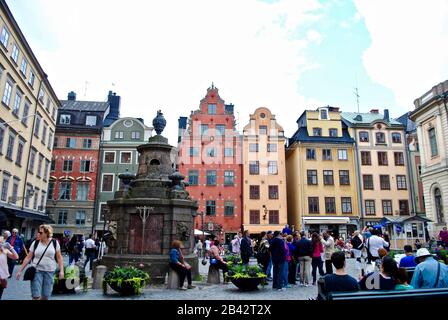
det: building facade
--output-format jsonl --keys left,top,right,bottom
{"left": 0, "top": 0, "right": 59, "bottom": 239}
{"left": 178, "top": 85, "right": 242, "bottom": 244}
{"left": 410, "top": 80, "right": 448, "bottom": 236}
{"left": 94, "top": 117, "right": 153, "bottom": 235}
{"left": 46, "top": 91, "right": 118, "bottom": 238}
{"left": 342, "top": 110, "right": 412, "bottom": 227}
{"left": 242, "top": 107, "right": 287, "bottom": 235}
{"left": 286, "top": 107, "right": 359, "bottom": 239}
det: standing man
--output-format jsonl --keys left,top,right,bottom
{"left": 240, "top": 230, "right": 253, "bottom": 265}
{"left": 265, "top": 231, "right": 274, "bottom": 281}
{"left": 231, "top": 235, "right": 241, "bottom": 255}
{"left": 84, "top": 234, "right": 96, "bottom": 271}
{"left": 366, "top": 229, "right": 390, "bottom": 266}
{"left": 282, "top": 224, "right": 292, "bottom": 236}
{"left": 6, "top": 229, "right": 27, "bottom": 277}
{"left": 295, "top": 231, "right": 313, "bottom": 286}
{"left": 321, "top": 231, "right": 335, "bottom": 275}
{"left": 269, "top": 231, "right": 287, "bottom": 291}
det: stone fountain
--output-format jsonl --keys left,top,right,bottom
{"left": 100, "top": 110, "right": 199, "bottom": 284}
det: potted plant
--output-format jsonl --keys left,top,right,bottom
{"left": 53, "top": 265, "right": 88, "bottom": 294}
{"left": 103, "top": 266, "right": 150, "bottom": 296}
{"left": 226, "top": 263, "right": 266, "bottom": 291}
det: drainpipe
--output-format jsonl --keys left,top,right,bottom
{"left": 91, "top": 127, "right": 103, "bottom": 235}
{"left": 405, "top": 131, "right": 417, "bottom": 217}
{"left": 353, "top": 130, "right": 364, "bottom": 229}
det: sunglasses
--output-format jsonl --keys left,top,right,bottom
{"left": 38, "top": 231, "right": 43, "bottom": 234}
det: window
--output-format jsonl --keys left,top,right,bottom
{"left": 82, "top": 139, "right": 92, "bottom": 149}
{"left": 365, "top": 200, "right": 376, "bottom": 215}
{"left": 323, "top": 170, "right": 334, "bottom": 185}
{"left": 224, "top": 148, "right": 233, "bottom": 157}
{"left": 60, "top": 114, "right": 71, "bottom": 125}
{"left": 25, "top": 185, "right": 32, "bottom": 207}
{"left": 267, "top": 144, "right": 277, "bottom": 152}
{"left": 37, "top": 154, "right": 43, "bottom": 178}
{"left": 59, "top": 182, "right": 72, "bottom": 200}
{"left": 376, "top": 132, "right": 386, "bottom": 144}
{"left": 378, "top": 152, "right": 388, "bottom": 165}
{"left": 428, "top": 128, "right": 438, "bottom": 157}
{"left": 206, "top": 148, "right": 216, "bottom": 157}
{"left": 339, "top": 170, "right": 350, "bottom": 185}
{"left": 435, "top": 188, "right": 444, "bottom": 223}
{"left": 306, "top": 148, "right": 316, "bottom": 160}
{"left": 65, "top": 138, "right": 76, "bottom": 148}
{"left": 62, "top": 160, "right": 73, "bottom": 172}
{"left": 189, "top": 147, "right": 199, "bottom": 157}
{"left": 399, "top": 200, "right": 409, "bottom": 215}
{"left": 41, "top": 123, "right": 47, "bottom": 145}
{"left": 29, "top": 70, "right": 35, "bottom": 87}
{"left": 249, "top": 161, "right": 259, "bottom": 175}
{"left": 380, "top": 175, "right": 390, "bottom": 190}
{"left": 20, "top": 58, "right": 27, "bottom": 75}
{"left": 248, "top": 185, "right": 260, "bottom": 200}
{"left": 0, "top": 26, "right": 10, "bottom": 48}
{"left": 361, "top": 151, "right": 371, "bottom": 165}
{"left": 322, "top": 149, "right": 332, "bottom": 161}
{"left": 207, "top": 104, "right": 217, "bottom": 115}
{"left": 114, "top": 131, "right": 124, "bottom": 139}
{"left": 392, "top": 133, "right": 402, "bottom": 143}
{"left": 12, "top": 91, "right": 21, "bottom": 115}
{"left": 268, "top": 161, "right": 278, "bottom": 175}
{"left": 313, "top": 128, "right": 322, "bottom": 136}
{"left": 250, "top": 210, "right": 260, "bottom": 224}
{"left": 102, "top": 175, "right": 114, "bottom": 192}
{"left": 216, "top": 125, "right": 225, "bottom": 136}
{"left": 47, "top": 181, "right": 55, "bottom": 200}
{"left": 200, "top": 125, "right": 208, "bottom": 136}
{"left": 224, "top": 201, "right": 235, "bottom": 216}
{"left": 16, "top": 140, "right": 24, "bottom": 166}
{"left": 325, "top": 197, "right": 336, "bottom": 214}
{"left": 2, "top": 80, "right": 12, "bottom": 106}
{"left": 38, "top": 88, "right": 45, "bottom": 103}
{"left": 206, "top": 200, "right": 216, "bottom": 216}
{"left": 22, "top": 102, "right": 30, "bottom": 125}
{"left": 363, "top": 175, "right": 374, "bottom": 190}
{"left": 206, "top": 170, "right": 217, "bottom": 185}
{"left": 58, "top": 211, "right": 68, "bottom": 225}
{"left": 85, "top": 116, "right": 96, "bottom": 126}
{"left": 308, "top": 197, "right": 319, "bottom": 214}
{"left": 43, "top": 160, "right": 49, "bottom": 181}
{"left": 11, "top": 178, "right": 19, "bottom": 204}
{"left": 0, "top": 127, "right": 3, "bottom": 154}
{"left": 329, "top": 128, "right": 338, "bottom": 137}
{"left": 259, "top": 126, "right": 267, "bottom": 135}
{"left": 320, "top": 109, "right": 328, "bottom": 120}
{"left": 80, "top": 160, "right": 91, "bottom": 172}
{"left": 249, "top": 144, "right": 259, "bottom": 152}
{"left": 269, "top": 186, "right": 279, "bottom": 199}
{"left": 28, "top": 149, "right": 36, "bottom": 173}
{"left": 6, "top": 135, "right": 14, "bottom": 160}
{"left": 307, "top": 170, "right": 318, "bottom": 185}
{"left": 224, "top": 171, "right": 235, "bottom": 186}
{"left": 397, "top": 175, "right": 407, "bottom": 190}
{"left": 341, "top": 197, "right": 352, "bottom": 214}
{"left": 382, "top": 200, "right": 392, "bottom": 215}
{"left": 76, "top": 182, "right": 89, "bottom": 201}
{"left": 34, "top": 114, "right": 41, "bottom": 138}
{"left": 131, "top": 131, "right": 141, "bottom": 140}
{"left": 11, "top": 43, "right": 19, "bottom": 63}
{"left": 269, "top": 210, "right": 279, "bottom": 224}
{"left": 359, "top": 131, "right": 369, "bottom": 142}
{"left": 104, "top": 152, "right": 115, "bottom": 163}
{"left": 394, "top": 152, "right": 404, "bottom": 166}
{"left": 188, "top": 170, "right": 199, "bottom": 185}
{"left": 120, "top": 152, "right": 132, "bottom": 164}
{"left": 1, "top": 175, "right": 9, "bottom": 202}
{"left": 338, "top": 149, "right": 348, "bottom": 160}
{"left": 75, "top": 210, "right": 86, "bottom": 226}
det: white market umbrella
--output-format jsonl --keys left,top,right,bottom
{"left": 194, "top": 229, "right": 211, "bottom": 236}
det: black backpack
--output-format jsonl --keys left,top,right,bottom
{"left": 32, "top": 239, "right": 58, "bottom": 261}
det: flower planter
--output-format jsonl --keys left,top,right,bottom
{"left": 229, "top": 277, "right": 264, "bottom": 291}
{"left": 108, "top": 280, "right": 146, "bottom": 296}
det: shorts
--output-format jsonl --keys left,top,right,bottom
{"left": 31, "top": 270, "right": 54, "bottom": 299}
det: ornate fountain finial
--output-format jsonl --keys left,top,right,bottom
{"left": 153, "top": 110, "right": 167, "bottom": 135}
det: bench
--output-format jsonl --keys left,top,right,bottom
{"left": 166, "top": 266, "right": 180, "bottom": 289}
{"left": 207, "top": 264, "right": 221, "bottom": 284}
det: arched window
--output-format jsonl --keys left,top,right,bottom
{"left": 150, "top": 159, "right": 160, "bottom": 166}
{"left": 435, "top": 188, "right": 444, "bottom": 223}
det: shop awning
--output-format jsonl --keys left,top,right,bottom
{"left": 12, "top": 209, "right": 54, "bottom": 223}
{"left": 303, "top": 217, "right": 350, "bottom": 225}
{"left": 380, "top": 215, "right": 432, "bottom": 225}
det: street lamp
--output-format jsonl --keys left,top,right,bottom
{"left": 136, "top": 206, "right": 154, "bottom": 267}
{"left": 262, "top": 205, "right": 268, "bottom": 221}
{"left": 198, "top": 211, "right": 207, "bottom": 265}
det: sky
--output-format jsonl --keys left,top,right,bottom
{"left": 6, "top": 0, "right": 448, "bottom": 145}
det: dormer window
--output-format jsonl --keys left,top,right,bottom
{"left": 208, "top": 104, "right": 217, "bottom": 115}
{"left": 320, "top": 109, "right": 328, "bottom": 120}
{"left": 86, "top": 115, "right": 97, "bottom": 126}
{"left": 329, "top": 128, "right": 338, "bottom": 137}
{"left": 392, "top": 132, "right": 402, "bottom": 143}
{"left": 313, "top": 128, "right": 322, "bottom": 137}
{"left": 60, "top": 114, "right": 71, "bottom": 125}
{"left": 259, "top": 126, "right": 267, "bottom": 135}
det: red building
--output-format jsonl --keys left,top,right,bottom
{"left": 178, "top": 85, "right": 242, "bottom": 244}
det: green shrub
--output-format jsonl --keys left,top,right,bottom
{"left": 103, "top": 266, "right": 150, "bottom": 295}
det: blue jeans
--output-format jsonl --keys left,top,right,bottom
{"left": 266, "top": 258, "right": 272, "bottom": 278}
{"left": 69, "top": 254, "right": 79, "bottom": 265}
{"left": 84, "top": 250, "right": 96, "bottom": 271}
{"left": 31, "top": 270, "right": 54, "bottom": 299}
{"left": 272, "top": 261, "right": 285, "bottom": 290}
{"left": 283, "top": 260, "right": 289, "bottom": 286}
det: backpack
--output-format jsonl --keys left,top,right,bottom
{"left": 256, "top": 240, "right": 270, "bottom": 264}
{"left": 32, "top": 239, "right": 58, "bottom": 262}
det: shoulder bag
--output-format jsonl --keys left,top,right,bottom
{"left": 23, "top": 240, "right": 53, "bottom": 281}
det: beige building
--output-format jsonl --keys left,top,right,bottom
{"left": 242, "top": 107, "right": 287, "bottom": 234}
{"left": 410, "top": 80, "right": 448, "bottom": 236}
{"left": 286, "top": 107, "right": 359, "bottom": 239}
{"left": 0, "top": 1, "right": 60, "bottom": 238}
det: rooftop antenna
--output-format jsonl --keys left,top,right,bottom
{"left": 354, "top": 87, "right": 360, "bottom": 113}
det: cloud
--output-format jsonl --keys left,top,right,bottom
{"left": 7, "top": 0, "right": 325, "bottom": 143}
{"left": 353, "top": 0, "right": 448, "bottom": 108}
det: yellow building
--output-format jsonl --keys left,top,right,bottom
{"left": 286, "top": 107, "right": 359, "bottom": 239}
{"left": 0, "top": 1, "right": 60, "bottom": 238}
{"left": 242, "top": 107, "right": 287, "bottom": 234}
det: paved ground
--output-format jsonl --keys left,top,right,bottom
{"left": 2, "top": 255, "right": 362, "bottom": 300}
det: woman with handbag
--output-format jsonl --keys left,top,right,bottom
{"left": 169, "top": 240, "right": 195, "bottom": 290}
{"left": 0, "top": 237, "right": 19, "bottom": 299}
{"left": 16, "top": 225, "right": 64, "bottom": 300}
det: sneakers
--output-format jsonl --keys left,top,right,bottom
{"left": 304, "top": 283, "right": 309, "bottom": 287}
{"left": 274, "top": 288, "right": 285, "bottom": 291}
{"left": 285, "top": 284, "right": 292, "bottom": 288}
{"left": 178, "top": 286, "right": 188, "bottom": 290}
{"left": 187, "top": 285, "right": 196, "bottom": 289}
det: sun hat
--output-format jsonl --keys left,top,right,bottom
{"left": 414, "top": 248, "right": 433, "bottom": 262}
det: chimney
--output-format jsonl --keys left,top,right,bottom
{"left": 104, "top": 91, "right": 121, "bottom": 125}
{"left": 178, "top": 117, "right": 188, "bottom": 143}
{"left": 370, "top": 109, "right": 379, "bottom": 114}
{"left": 383, "top": 109, "right": 390, "bottom": 121}
{"left": 67, "top": 91, "right": 76, "bottom": 101}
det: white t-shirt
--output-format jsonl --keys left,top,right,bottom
{"left": 367, "top": 235, "right": 389, "bottom": 258}
{"left": 85, "top": 238, "right": 96, "bottom": 249}
{"left": 205, "top": 240, "right": 211, "bottom": 251}
{"left": 0, "top": 251, "right": 10, "bottom": 278}
{"left": 30, "top": 239, "right": 61, "bottom": 272}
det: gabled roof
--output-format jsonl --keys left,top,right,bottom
{"left": 289, "top": 127, "right": 355, "bottom": 146}
{"left": 60, "top": 100, "right": 110, "bottom": 112}
{"left": 380, "top": 215, "right": 432, "bottom": 224}
{"left": 341, "top": 112, "right": 404, "bottom": 127}
{"left": 395, "top": 112, "right": 417, "bottom": 133}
